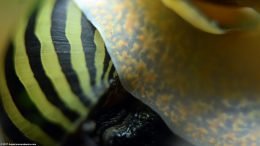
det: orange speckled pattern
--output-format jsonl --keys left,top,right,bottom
{"left": 75, "top": 0, "right": 260, "bottom": 146}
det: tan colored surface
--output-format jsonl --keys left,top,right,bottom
{"left": 76, "top": 0, "right": 260, "bottom": 145}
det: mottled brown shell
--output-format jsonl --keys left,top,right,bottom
{"left": 75, "top": 0, "right": 260, "bottom": 146}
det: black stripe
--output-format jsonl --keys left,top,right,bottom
{"left": 101, "top": 47, "right": 111, "bottom": 80}
{"left": 51, "top": 0, "right": 91, "bottom": 106}
{"left": 5, "top": 44, "right": 66, "bottom": 141}
{"left": 25, "top": 11, "right": 79, "bottom": 122}
{"left": 109, "top": 65, "right": 116, "bottom": 80}
{"left": 81, "top": 12, "right": 97, "bottom": 87}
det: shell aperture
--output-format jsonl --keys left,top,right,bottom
{"left": 162, "top": 0, "right": 260, "bottom": 34}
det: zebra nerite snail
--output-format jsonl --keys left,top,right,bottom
{"left": 1, "top": 0, "right": 260, "bottom": 146}
{"left": 0, "top": 0, "right": 116, "bottom": 145}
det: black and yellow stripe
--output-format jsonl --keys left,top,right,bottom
{"left": 0, "top": 0, "right": 115, "bottom": 145}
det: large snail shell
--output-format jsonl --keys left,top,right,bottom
{"left": 75, "top": 0, "right": 260, "bottom": 146}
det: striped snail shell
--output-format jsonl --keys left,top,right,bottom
{"left": 0, "top": 0, "right": 115, "bottom": 145}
